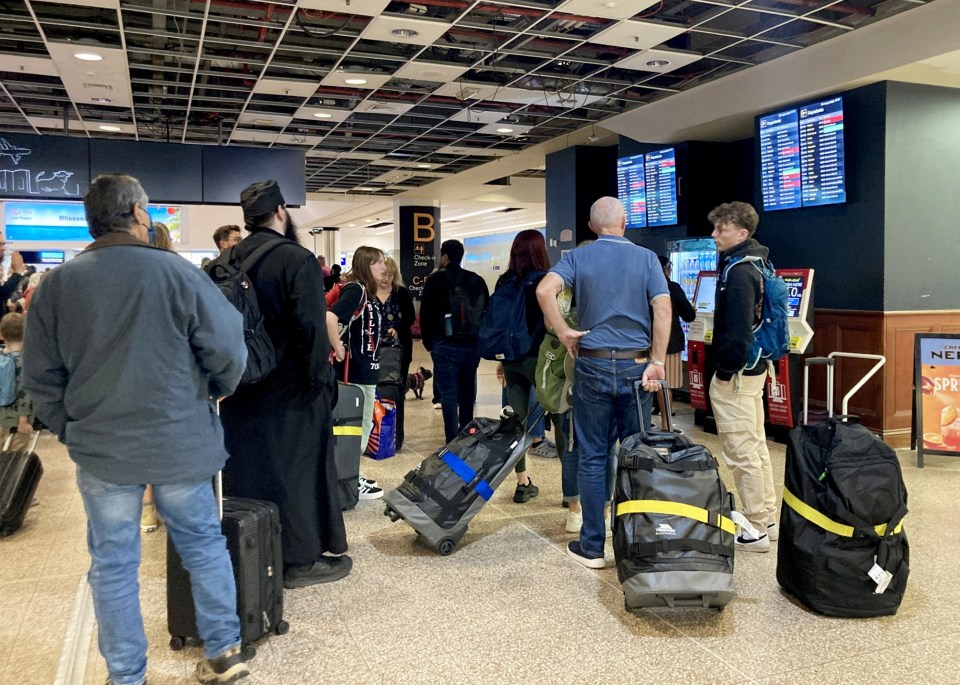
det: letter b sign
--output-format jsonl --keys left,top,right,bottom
{"left": 413, "top": 212, "right": 435, "bottom": 242}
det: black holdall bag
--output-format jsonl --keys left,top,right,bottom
{"left": 613, "top": 381, "right": 738, "bottom": 611}
{"left": 777, "top": 355, "right": 909, "bottom": 617}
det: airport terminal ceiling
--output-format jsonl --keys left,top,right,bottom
{"left": 0, "top": 0, "right": 933, "bottom": 200}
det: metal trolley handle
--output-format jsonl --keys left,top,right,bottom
{"left": 803, "top": 353, "right": 885, "bottom": 423}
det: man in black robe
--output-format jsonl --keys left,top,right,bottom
{"left": 220, "top": 180, "right": 350, "bottom": 588}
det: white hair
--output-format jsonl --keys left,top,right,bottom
{"left": 589, "top": 196, "right": 625, "bottom": 230}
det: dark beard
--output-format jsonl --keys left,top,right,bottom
{"left": 284, "top": 214, "right": 301, "bottom": 244}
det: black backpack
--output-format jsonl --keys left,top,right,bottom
{"left": 205, "top": 240, "right": 284, "bottom": 385}
{"left": 445, "top": 269, "right": 486, "bottom": 342}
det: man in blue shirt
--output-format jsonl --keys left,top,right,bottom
{"left": 537, "top": 196, "right": 671, "bottom": 568}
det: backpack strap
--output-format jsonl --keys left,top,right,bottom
{"left": 232, "top": 237, "right": 286, "bottom": 273}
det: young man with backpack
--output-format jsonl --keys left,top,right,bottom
{"left": 419, "top": 239, "right": 489, "bottom": 443}
{"left": 708, "top": 201, "right": 782, "bottom": 553}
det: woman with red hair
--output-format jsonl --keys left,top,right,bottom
{"left": 493, "top": 229, "right": 566, "bottom": 505}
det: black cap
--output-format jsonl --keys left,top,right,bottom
{"left": 240, "top": 180, "right": 285, "bottom": 222}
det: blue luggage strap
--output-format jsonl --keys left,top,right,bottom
{"left": 442, "top": 451, "right": 495, "bottom": 501}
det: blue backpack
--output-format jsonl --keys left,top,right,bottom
{"left": 478, "top": 272, "right": 545, "bottom": 362}
{"left": 0, "top": 351, "right": 20, "bottom": 407}
{"left": 722, "top": 256, "right": 790, "bottom": 370}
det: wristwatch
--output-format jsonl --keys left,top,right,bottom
{"left": 649, "top": 359, "right": 665, "bottom": 367}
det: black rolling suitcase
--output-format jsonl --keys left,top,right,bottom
{"left": 0, "top": 431, "right": 42, "bottom": 537}
{"left": 167, "top": 476, "right": 288, "bottom": 658}
{"left": 377, "top": 347, "right": 405, "bottom": 449}
{"left": 383, "top": 406, "right": 540, "bottom": 555}
{"left": 333, "top": 382, "right": 364, "bottom": 511}
{"left": 613, "top": 381, "right": 738, "bottom": 611}
{"left": 777, "top": 354, "right": 909, "bottom": 617}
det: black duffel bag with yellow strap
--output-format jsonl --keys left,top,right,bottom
{"left": 777, "top": 416, "right": 909, "bottom": 617}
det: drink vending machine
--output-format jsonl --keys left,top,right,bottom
{"left": 667, "top": 238, "right": 717, "bottom": 363}
{"left": 686, "top": 267, "right": 816, "bottom": 434}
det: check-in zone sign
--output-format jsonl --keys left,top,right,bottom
{"left": 399, "top": 206, "right": 439, "bottom": 299}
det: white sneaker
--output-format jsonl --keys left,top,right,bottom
{"left": 735, "top": 533, "right": 770, "bottom": 553}
{"left": 433, "top": 402, "right": 442, "bottom": 410}
{"left": 565, "top": 511, "right": 583, "bottom": 533}
{"left": 767, "top": 522, "right": 780, "bottom": 541}
{"left": 359, "top": 475, "right": 379, "bottom": 489}
{"left": 359, "top": 479, "right": 383, "bottom": 500}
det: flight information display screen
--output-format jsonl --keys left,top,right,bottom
{"left": 800, "top": 96, "right": 846, "bottom": 207}
{"left": 616, "top": 153, "right": 647, "bottom": 229}
{"left": 645, "top": 147, "right": 678, "bottom": 227}
{"left": 759, "top": 109, "right": 801, "bottom": 211}
{"left": 757, "top": 95, "right": 846, "bottom": 210}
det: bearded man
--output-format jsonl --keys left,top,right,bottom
{"left": 219, "top": 180, "right": 351, "bottom": 588}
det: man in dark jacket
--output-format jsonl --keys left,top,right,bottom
{"left": 23, "top": 173, "right": 251, "bottom": 685}
{"left": 708, "top": 201, "right": 777, "bottom": 553}
{"left": 419, "top": 239, "right": 490, "bottom": 443}
{"left": 218, "top": 180, "right": 351, "bottom": 588}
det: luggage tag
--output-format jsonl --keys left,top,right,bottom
{"left": 868, "top": 556, "right": 893, "bottom": 594}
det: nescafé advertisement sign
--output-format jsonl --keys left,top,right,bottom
{"left": 915, "top": 334, "right": 960, "bottom": 467}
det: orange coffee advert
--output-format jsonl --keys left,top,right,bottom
{"left": 919, "top": 338, "right": 960, "bottom": 453}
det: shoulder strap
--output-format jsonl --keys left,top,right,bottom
{"left": 235, "top": 238, "right": 286, "bottom": 273}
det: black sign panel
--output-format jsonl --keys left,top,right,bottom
{"left": 0, "top": 134, "right": 89, "bottom": 200}
{"left": 90, "top": 139, "right": 203, "bottom": 203}
{"left": 202, "top": 146, "right": 306, "bottom": 206}
{"left": 398, "top": 206, "right": 439, "bottom": 300}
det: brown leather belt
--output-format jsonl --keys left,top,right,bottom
{"left": 578, "top": 348, "right": 650, "bottom": 360}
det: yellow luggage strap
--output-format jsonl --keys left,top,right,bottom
{"left": 782, "top": 487, "right": 904, "bottom": 537}
{"left": 616, "top": 499, "right": 736, "bottom": 535}
{"left": 333, "top": 426, "right": 362, "bottom": 436}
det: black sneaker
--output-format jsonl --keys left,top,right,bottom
{"left": 513, "top": 478, "right": 540, "bottom": 503}
{"left": 195, "top": 646, "right": 250, "bottom": 684}
{"left": 283, "top": 554, "right": 353, "bottom": 588}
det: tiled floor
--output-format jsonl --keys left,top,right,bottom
{"left": 3, "top": 347, "right": 960, "bottom": 684}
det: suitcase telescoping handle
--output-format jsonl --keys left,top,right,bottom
{"left": 803, "top": 353, "right": 886, "bottom": 425}
{"left": 632, "top": 378, "right": 673, "bottom": 434}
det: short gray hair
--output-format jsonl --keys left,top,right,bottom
{"left": 84, "top": 174, "right": 149, "bottom": 239}
{"left": 589, "top": 196, "right": 625, "bottom": 230}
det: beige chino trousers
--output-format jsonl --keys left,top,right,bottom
{"left": 709, "top": 371, "right": 778, "bottom": 535}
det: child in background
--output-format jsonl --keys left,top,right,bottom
{"left": 0, "top": 313, "right": 35, "bottom": 451}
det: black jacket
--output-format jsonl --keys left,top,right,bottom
{"left": 419, "top": 263, "right": 489, "bottom": 350}
{"left": 666, "top": 279, "right": 696, "bottom": 355}
{"left": 713, "top": 238, "right": 769, "bottom": 380}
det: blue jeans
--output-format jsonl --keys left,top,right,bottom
{"left": 560, "top": 412, "right": 618, "bottom": 505}
{"left": 76, "top": 467, "right": 240, "bottom": 685}
{"left": 431, "top": 340, "right": 481, "bottom": 443}
{"left": 572, "top": 357, "right": 652, "bottom": 557}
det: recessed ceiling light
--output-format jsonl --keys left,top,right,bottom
{"left": 357, "top": 187, "right": 375, "bottom": 191}
{"left": 254, "top": 118, "right": 274, "bottom": 126}
{"left": 312, "top": 112, "right": 334, "bottom": 119}
{"left": 391, "top": 28, "right": 420, "bottom": 38}
{"left": 90, "top": 97, "right": 112, "bottom": 104}
{"left": 496, "top": 127, "right": 515, "bottom": 134}
{"left": 646, "top": 59, "right": 671, "bottom": 68}
{"left": 416, "top": 163, "right": 432, "bottom": 169}
{"left": 344, "top": 78, "right": 368, "bottom": 85}
{"left": 74, "top": 51, "right": 103, "bottom": 61}
{"left": 347, "top": 223, "right": 356, "bottom": 227}
{"left": 98, "top": 125, "right": 122, "bottom": 132}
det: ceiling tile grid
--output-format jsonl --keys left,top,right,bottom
{"left": 0, "top": 0, "right": 930, "bottom": 192}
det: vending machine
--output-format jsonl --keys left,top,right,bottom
{"left": 667, "top": 238, "right": 717, "bottom": 362}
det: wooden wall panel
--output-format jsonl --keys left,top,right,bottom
{"left": 812, "top": 310, "right": 960, "bottom": 446}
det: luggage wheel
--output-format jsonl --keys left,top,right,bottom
{"left": 169, "top": 636, "right": 185, "bottom": 651}
{"left": 242, "top": 644, "right": 256, "bottom": 660}
{"left": 275, "top": 620, "right": 290, "bottom": 635}
{"left": 438, "top": 539, "right": 455, "bottom": 556}
{"left": 384, "top": 506, "right": 401, "bottom": 522}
